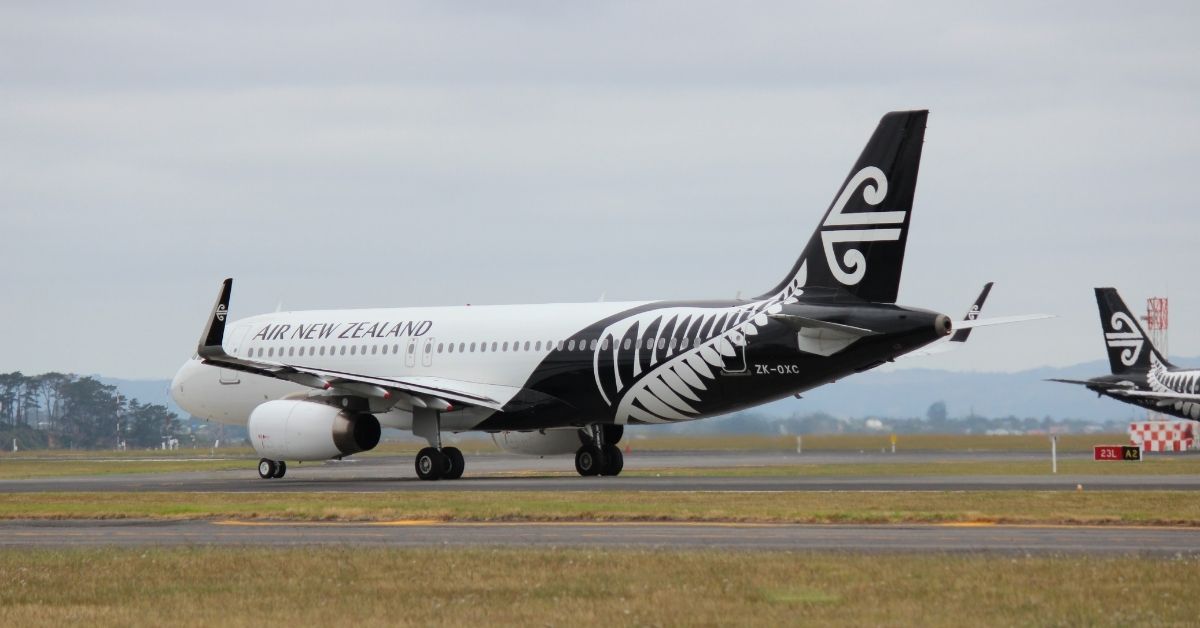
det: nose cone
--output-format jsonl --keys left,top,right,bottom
{"left": 170, "top": 358, "right": 204, "bottom": 417}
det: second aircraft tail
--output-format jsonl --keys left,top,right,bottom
{"left": 1095, "top": 287, "right": 1171, "bottom": 374}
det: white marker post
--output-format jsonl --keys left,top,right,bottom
{"left": 890, "top": 434, "right": 897, "bottom": 454}
{"left": 1051, "top": 435, "right": 1058, "bottom": 474}
{"left": 796, "top": 436, "right": 802, "bottom": 454}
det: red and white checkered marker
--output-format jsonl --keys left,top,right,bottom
{"left": 1129, "top": 420, "right": 1195, "bottom": 452}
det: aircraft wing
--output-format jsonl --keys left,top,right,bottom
{"left": 194, "top": 279, "right": 504, "bottom": 411}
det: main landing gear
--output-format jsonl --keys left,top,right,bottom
{"left": 257, "top": 458, "right": 287, "bottom": 479}
{"left": 414, "top": 445, "right": 465, "bottom": 481}
{"left": 412, "top": 407, "right": 466, "bottom": 481}
{"left": 575, "top": 424, "right": 624, "bottom": 477}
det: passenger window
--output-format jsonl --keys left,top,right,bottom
{"left": 535, "top": 341, "right": 542, "bottom": 351}
{"left": 522, "top": 341, "right": 529, "bottom": 351}
{"left": 556, "top": 340, "right": 564, "bottom": 351}
{"left": 459, "top": 343, "right": 465, "bottom": 352}
{"left": 267, "top": 348, "right": 274, "bottom": 357}
{"left": 408, "top": 344, "right": 415, "bottom": 354}
{"left": 481, "top": 343, "right": 487, "bottom": 353}
{"left": 381, "top": 345, "right": 388, "bottom": 355}
{"left": 425, "top": 344, "right": 432, "bottom": 354}
{"left": 623, "top": 338, "right": 631, "bottom": 350}
{"left": 470, "top": 342, "right": 477, "bottom": 352}
{"left": 502, "top": 342, "right": 509, "bottom": 352}
{"left": 657, "top": 338, "right": 666, "bottom": 350}
{"left": 438, "top": 343, "right": 444, "bottom": 353}
{"left": 568, "top": 339, "right": 576, "bottom": 351}
{"left": 319, "top": 346, "right": 326, "bottom": 356}
{"left": 371, "top": 345, "right": 378, "bottom": 355}
{"left": 589, "top": 339, "right": 597, "bottom": 351}
{"left": 491, "top": 342, "right": 498, "bottom": 352}
{"left": 350, "top": 346, "right": 357, "bottom": 355}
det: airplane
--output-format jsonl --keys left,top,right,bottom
{"left": 1050, "top": 288, "right": 1200, "bottom": 420}
{"left": 170, "top": 109, "right": 1030, "bottom": 481}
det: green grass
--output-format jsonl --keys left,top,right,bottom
{"left": 3, "top": 490, "right": 1200, "bottom": 526}
{"left": 628, "top": 433, "right": 1127, "bottom": 452}
{"left": 0, "top": 459, "right": 252, "bottom": 479}
{"left": 627, "top": 456, "right": 1200, "bottom": 477}
{"left": 0, "top": 547, "right": 1196, "bottom": 626}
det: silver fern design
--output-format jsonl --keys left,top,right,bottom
{"left": 1106, "top": 311, "right": 1145, "bottom": 367}
{"left": 1147, "top": 354, "right": 1200, "bottom": 419}
{"left": 591, "top": 264, "right": 808, "bottom": 425}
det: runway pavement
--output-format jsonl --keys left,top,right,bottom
{"left": 3, "top": 450, "right": 1199, "bottom": 493}
{"left": 1, "top": 519, "right": 1197, "bottom": 554}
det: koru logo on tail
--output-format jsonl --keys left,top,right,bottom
{"left": 820, "top": 166, "right": 906, "bottom": 286}
{"left": 1106, "top": 312, "right": 1144, "bottom": 366}
{"left": 215, "top": 304, "right": 227, "bottom": 323}
{"left": 966, "top": 305, "right": 980, "bottom": 321}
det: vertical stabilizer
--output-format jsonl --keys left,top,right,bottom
{"left": 759, "top": 110, "right": 928, "bottom": 303}
{"left": 1095, "top": 287, "right": 1170, "bottom": 373}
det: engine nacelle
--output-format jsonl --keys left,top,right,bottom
{"left": 248, "top": 400, "right": 381, "bottom": 461}
{"left": 492, "top": 425, "right": 623, "bottom": 456}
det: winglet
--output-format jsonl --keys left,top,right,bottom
{"left": 949, "top": 281, "right": 993, "bottom": 343}
{"left": 198, "top": 278, "right": 233, "bottom": 359}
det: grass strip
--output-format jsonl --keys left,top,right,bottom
{"left": 625, "top": 456, "right": 1200, "bottom": 477}
{"left": 0, "top": 547, "right": 1196, "bottom": 626}
{"left": 2, "top": 490, "right": 1199, "bottom": 526}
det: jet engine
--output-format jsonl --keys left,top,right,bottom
{"left": 492, "top": 425, "right": 623, "bottom": 456}
{"left": 247, "top": 400, "right": 381, "bottom": 461}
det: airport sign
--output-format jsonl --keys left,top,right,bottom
{"left": 1094, "top": 445, "right": 1142, "bottom": 461}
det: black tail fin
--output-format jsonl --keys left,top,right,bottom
{"left": 759, "top": 110, "right": 928, "bottom": 302}
{"left": 949, "top": 281, "right": 993, "bottom": 343}
{"left": 1095, "top": 287, "right": 1170, "bottom": 374}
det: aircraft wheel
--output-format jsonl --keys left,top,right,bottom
{"left": 272, "top": 460, "right": 287, "bottom": 479}
{"left": 415, "top": 447, "right": 445, "bottom": 481}
{"left": 442, "top": 447, "right": 465, "bottom": 480}
{"left": 574, "top": 445, "right": 602, "bottom": 477}
{"left": 257, "top": 458, "right": 276, "bottom": 479}
{"left": 600, "top": 445, "right": 623, "bottom": 476}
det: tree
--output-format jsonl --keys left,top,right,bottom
{"left": 926, "top": 401, "right": 948, "bottom": 423}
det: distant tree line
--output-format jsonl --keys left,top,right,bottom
{"left": 0, "top": 372, "right": 181, "bottom": 450}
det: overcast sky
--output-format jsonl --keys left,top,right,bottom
{"left": 2, "top": 1, "right": 1198, "bottom": 379}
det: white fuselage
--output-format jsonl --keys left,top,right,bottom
{"left": 171, "top": 300, "right": 652, "bottom": 431}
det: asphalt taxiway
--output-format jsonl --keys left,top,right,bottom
{"left": 3, "top": 450, "right": 1198, "bottom": 493}
{"left": 1, "top": 519, "right": 1197, "bottom": 555}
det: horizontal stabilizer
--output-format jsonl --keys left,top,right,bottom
{"left": 1045, "top": 378, "right": 1106, "bottom": 387}
{"left": 952, "top": 313, "right": 1053, "bottom": 331}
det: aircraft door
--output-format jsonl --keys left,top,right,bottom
{"left": 405, "top": 338, "right": 418, "bottom": 368}
{"left": 720, "top": 329, "right": 749, "bottom": 375}
{"left": 422, "top": 337, "right": 436, "bottom": 367}
{"left": 220, "top": 325, "right": 250, "bottom": 384}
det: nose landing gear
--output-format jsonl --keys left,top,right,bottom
{"left": 257, "top": 458, "right": 287, "bottom": 479}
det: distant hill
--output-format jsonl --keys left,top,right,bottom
{"left": 99, "top": 357, "right": 1200, "bottom": 423}
{"left": 759, "top": 358, "right": 1187, "bottom": 422}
